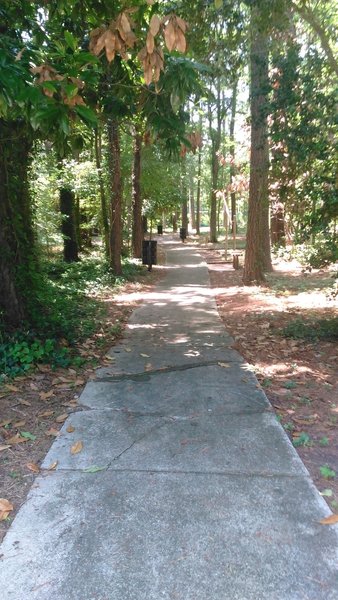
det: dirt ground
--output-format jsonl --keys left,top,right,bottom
{"left": 198, "top": 241, "right": 338, "bottom": 515}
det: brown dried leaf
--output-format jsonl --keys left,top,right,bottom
{"left": 66, "top": 424, "right": 75, "bottom": 433}
{"left": 19, "top": 399, "right": 31, "bottom": 406}
{"left": 6, "top": 434, "right": 28, "bottom": 445}
{"left": 149, "top": 15, "right": 161, "bottom": 36}
{"left": 46, "top": 461, "right": 58, "bottom": 471}
{"left": 0, "top": 445, "right": 11, "bottom": 452}
{"left": 45, "top": 428, "right": 60, "bottom": 437}
{"left": 0, "top": 419, "right": 12, "bottom": 427}
{"left": 26, "top": 463, "right": 40, "bottom": 473}
{"left": 5, "top": 384, "right": 19, "bottom": 393}
{"left": 71, "top": 440, "right": 83, "bottom": 455}
{"left": 93, "top": 30, "right": 109, "bottom": 56}
{"left": 56, "top": 413, "right": 68, "bottom": 423}
{"left": 146, "top": 31, "right": 155, "bottom": 54}
{"left": 13, "top": 420, "right": 26, "bottom": 428}
{"left": 319, "top": 514, "right": 338, "bottom": 525}
{"left": 39, "top": 390, "right": 54, "bottom": 401}
{"left": 0, "top": 499, "right": 14, "bottom": 513}
{"left": 164, "top": 21, "right": 176, "bottom": 52}
{"left": 38, "top": 410, "right": 54, "bottom": 418}
{"left": 175, "top": 29, "right": 186, "bottom": 53}
{"left": 176, "top": 16, "right": 187, "bottom": 33}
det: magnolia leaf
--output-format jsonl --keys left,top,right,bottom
{"left": 140, "top": 353, "right": 150, "bottom": 358}
{"left": 0, "top": 445, "right": 11, "bottom": 452}
{"left": 83, "top": 465, "right": 106, "bottom": 473}
{"left": 38, "top": 410, "right": 54, "bottom": 418}
{"left": 20, "top": 431, "right": 36, "bottom": 441}
{"left": 149, "top": 15, "right": 161, "bottom": 36}
{"left": 218, "top": 362, "right": 230, "bottom": 368}
{"left": 5, "top": 385, "right": 19, "bottom": 393}
{"left": 0, "top": 419, "right": 12, "bottom": 427}
{"left": 46, "top": 461, "right": 58, "bottom": 471}
{"left": 56, "top": 413, "right": 68, "bottom": 423}
{"left": 146, "top": 31, "right": 155, "bottom": 54}
{"left": 45, "top": 428, "right": 60, "bottom": 437}
{"left": 26, "top": 463, "right": 40, "bottom": 473}
{"left": 175, "top": 29, "right": 186, "bottom": 53}
{"left": 19, "top": 399, "right": 31, "bottom": 406}
{"left": 13, "top": 420, "right": 26, "bottom": 428}
{"left": 0, "top": 499, "right": 13, "bottom": 513}
{"left": 66, "top": 424, "right": 75, "bottom": 433}
{"left": 39, "top": 390, "right": 54, "bottom": 400}
{"left": 164, "top": 21, "right": 176, "bottom": 52}
{"left": 320, "top": 514, "right": 338, "bottom": 525}
{"left": 71, "top": 440, "right": 83, "bottom": 454}
{"left": 6, "top": 434, "right": 28, "bottom": 445}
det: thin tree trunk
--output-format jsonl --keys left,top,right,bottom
{"left": 60, "top": 186, "right": 79, "bottom": 262}
{"left": 94, "top": 127, "right": 109, "bottom": 257}
{"left": 132, "top": 132, "right": 143, "bottom": 258}
{"left": 181, "top": 158, "right": 188, "bottom": 233}
{"left": 107, "top": 118, "right": 122, "bottom": 275}
{"left": 172, "top": 212, "right": 178, "bottom": 233}
{"left": 189, "top": 159, "right": 196, "bottom": 231}
{"left": 243, "top": 6, "right": 272, "bottom": 284}
{"left": 208, "top": 80, "right": 221, "bottom": 243}
{"left": 196, "top": 132, "right": 202, "bottom": 235}
{"left": 229, "top": 77, "right": 238, "bottom": 233}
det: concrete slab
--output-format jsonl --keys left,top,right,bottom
{"left": 81, "top": 364, "right": 269, "bottom": 414}
{"left": 0, "top": 470, "right": 337, "bottom": 600}
{"left": 41, "top": 410, "right": 308, "bottom": 476}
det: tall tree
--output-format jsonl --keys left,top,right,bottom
{"left": 243, "top": 3, "right": 272, "bottom": 284}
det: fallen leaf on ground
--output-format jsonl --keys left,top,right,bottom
{"left": 20, "top": 431, "right": 36, "bottom": 441}
{"left": 55, "top": 413, "right": 68, "bottom": 423}
{"left": 45, "top": 461, "right": 58, "bottom": 470}
{"left": 218, "top": 362, "right": 230, "bottom": 368}
{"left": 5, "top": 385, "right": 19, "bottom": 393}
{"left": 0, "top": 498, "right": 14, "bottom": 521}
{"left": 104, "top": 355, "right": 115, "bottom": 361}
{"left": 0, "top": 419, "right": 12, "bottom": 427}
{"left": 39, "top": 390, "right": 54, "bottom": 401}
{"left": 71, "top": 440, "right": 83, "bottom": 454}
{"left": 0, "top": 445, "right": 11, "bottom": 452}
{"left": 74, "top": 379, "right": 85, "bottom": 386}
{"left": 124, "top": 347, "right": 132, "bottom": 352}
{"left": 13, "top": 420, "right": 26, "bottom": 428}
{"left": 6, "top": 434, "right": 28, "bottom": 445}
{"left": 319, "top": 514, "right": 338, "bottom": 525}
{"left": 140, "top": 353, "right": 150, "bottom": 358}
{"left": 26, "top": 463, "right": 40, "bottom": 473}
{"left": 45, "top": 428, "right": 60, "bottom": 437}
{"left": 19, "top": 399, "right": 31, "bottom": 406}
{"left": 66, "top": 424, "right": 75, "bottom": 433}
{"left": 38, "top": 410, "right": 54, "bottom": 418}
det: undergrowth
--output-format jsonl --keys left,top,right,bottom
{"left": 283, "top": 316, "right": 338, "bottom": 342}
{"left": 0, "top": 253, "right": 143, "bottom": 381}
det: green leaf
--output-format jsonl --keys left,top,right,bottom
{"left": 64, "top": 31, "right": 78, "bottom": 52}
{"left": 320, "top": 465, "right": 336, "bottom": 479}
{"left": 74, "top": 105, "right": 97, "bottom": 127}
{"left": 83, "top": 465, "right": 106, "bottom": 473}
{"left": 320, "top": 489, "right": 333, "bottom": 497}
{"left": 214, "top": 0, "right": 223, "bottom": 8}
{"left": 20, "top": 431, "right": 36, "bottom": 441}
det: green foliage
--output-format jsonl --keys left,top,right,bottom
{"left": 293, "top": 432, "right": 312, "bottom": 447}
{"left": 320, "top": 465, "right": 336, "bottom": 479}
{"left": 319, "top": 437, "right": 330, "bottom": 447}
{"left": 0, "top": 252, "right": 143, "bottom": 380}
{"left": 283, "top": 317, "right": 338, "bottom": 342}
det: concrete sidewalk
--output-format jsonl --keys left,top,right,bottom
{"left": 1, "top": 239, "right": 338, "bottom": 599}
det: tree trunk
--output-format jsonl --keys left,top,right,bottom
{"left": 0, "top": 120, "right": 34, "bottom": 326}
{"left": 107, "top": 119, "right": 122, "bottom": 275}
{"left": 189, "top": 159, "right": 196, "bottom": 231}
{"left": 172, "top": 212, "right": 178, "bottom": 233}
{"left": 60, "top": 187, "right": 79, "bottom": 262}
{"left": 230, "top": 77, "right": 238, "bottom": 233}
{"left": 208, "top": 81, "right": 221, "bottom": 243}
{"left": 181, "top": 158, "right": 188, "bottom": 233}
{"left": 94, "top": 127, "right": 109, "bottom": 257}
{"left": 271, "top": 202, "right": 286, "bottom": 246}
{"left": 196, "top": 140, "right": 202, "bottom": 235}
{"left": 243, "top": 7, "right": 272, "bottom": 284}
{"left": 132, "top": 132, "right": 143, "bottom": 258}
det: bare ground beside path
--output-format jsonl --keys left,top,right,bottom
{"left": 198, "top": 241, "right": 338, "bottom": 514}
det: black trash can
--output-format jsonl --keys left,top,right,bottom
{"left": 180, "top": 227, "right": 187, "bottom": 241}
{"left": 157, "top": 224, "right": 163, "bottom": 235}
{"left": 142, "top": 240, "right": 157, "bottom": 270}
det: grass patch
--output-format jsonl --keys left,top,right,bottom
{"left": 283, "top": 316, "right": 338, "bottom": 342}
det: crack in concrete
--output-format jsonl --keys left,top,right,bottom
{"left": 107, "top": 419, "right": 172, "bottom": 466}
{"left": 94, "top": 359, "right": 243, "bottom": 382}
